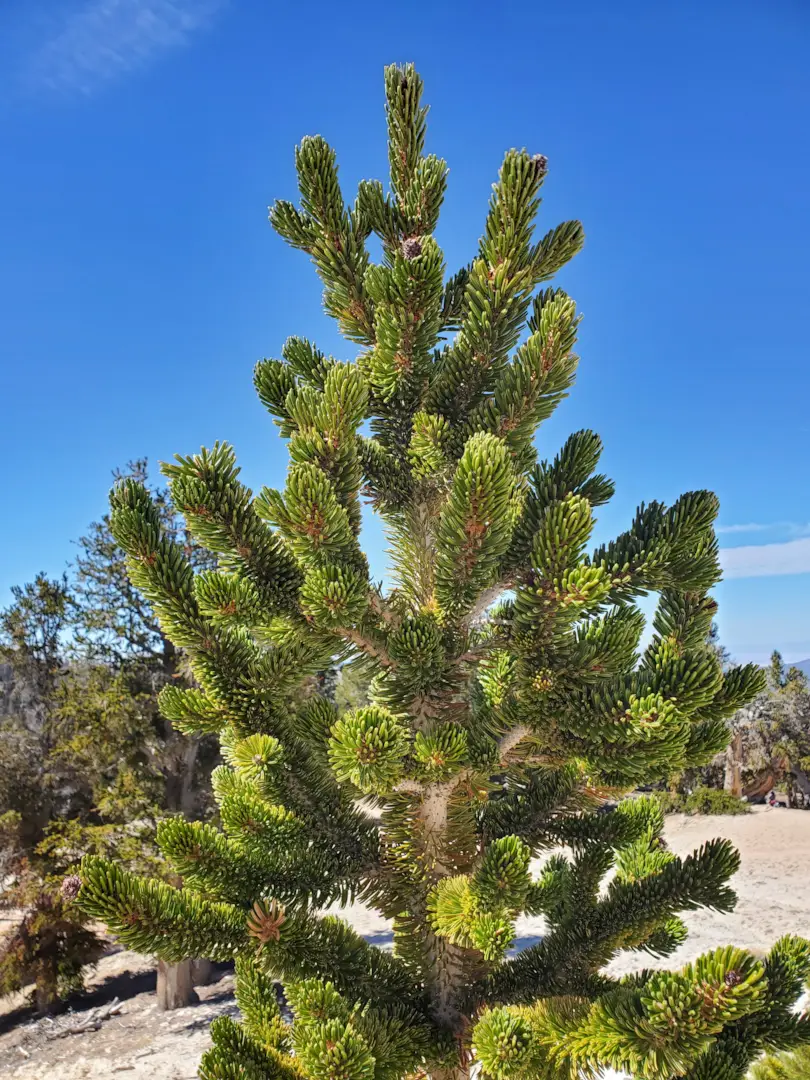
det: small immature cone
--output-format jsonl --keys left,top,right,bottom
{"left": 401, "top": 237, "right": 422, "bottom": 260}
{"left": 532, "top": 153, "right": 549, "bottom": 178}
{"left": 61, "top": 874, "right": 82, "bottom": 902}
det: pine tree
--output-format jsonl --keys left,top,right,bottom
{"left": 75, "top": 66, "right": 809, "bottom": 1080}
{"left": 0, "top": 575, "right": 105, "bottom": 1013}
{"left": 72, "top": 458, "right": 217, "bottom": 824}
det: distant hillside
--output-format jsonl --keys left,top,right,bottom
{"left": 790, "top": 658, "right": 810, "bottom": 678}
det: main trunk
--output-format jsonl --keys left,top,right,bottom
{"left": 415, "top": 780, "right": 481, "bottom": 1080}
{"left": 156, "top": 957, "right": 198, "bottom": 1011}
{"left": 155, "top": 863, "right": 200, "bottom": 1010}
{"left": 34, "top": 970, "right": 59, "bottom": 1016}
{"left": 724, "top": 730, "right": 743, "bottom": 797}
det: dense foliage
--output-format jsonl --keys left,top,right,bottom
{"left": 749, "top": 1044, "right": 810, "bottom": 1080}
{"left": 0, "top": 465, "right": 218, "bottom": 1010}
{"left": 654, "top": 787, "right": 751, "bottom": 817}
{"left": 0, "top": 575, "right": 106, "bottom": 1012}
{"left": 61, "top": 64, "right": 810, "bottom": 1078}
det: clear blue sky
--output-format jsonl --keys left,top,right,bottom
{"left": 1, "top": 0, "right": 808, "bottom": 664}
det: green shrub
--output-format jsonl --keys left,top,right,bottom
{"left": 653, "top": 787, "right": 751, "bottom": 816}
{"left": 685, "top": 787, "right": 751, "bottom": 815}
{"left": 0, "top": 874, "right": 105, "bottom": 1014}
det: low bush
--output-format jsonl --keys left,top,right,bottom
{"left": 0, "top": 874, "right": 104, "bottom": 1014}
{"left": 654, "top": 786, "right": 751, "bottom": 816}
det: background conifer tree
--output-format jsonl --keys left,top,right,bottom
{"left": 76, "top": 65, "right": 809, "bottom": 1079}
{"left": 0, "top": 467, "right": 220, "bottom": 1011}
{"left": 0, "top": 575, "right": 105, "bottom": 1013}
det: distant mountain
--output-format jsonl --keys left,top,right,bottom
{"left": 789, "top": 659, "right": 810, "bottom": 678}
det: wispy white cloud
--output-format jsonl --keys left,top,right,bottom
{"left": 21, "top": 0, "right": 225, "bottom": 96}
{"left": 717, "top": 522, "right": 776, "bottom": 535}
{"left": 717, "top": 521, "right": 810, "bottom": 537}
{"left": 720, "top": 537, "right": 810, "bottom": 579}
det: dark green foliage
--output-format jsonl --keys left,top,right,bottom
{"left": 0, "top": 575, "right": 108, "bottom": 1011}
{"left": 0, "top": 462, "right": 220, "bottom": 1011}
{"left": 656, "top": 788, "right": 752, "bottom": 816}
{"left": 74, "top": 65, "right": 803, "bottom": 1080}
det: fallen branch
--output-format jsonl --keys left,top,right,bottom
{"left": 46, "top": 997, "right": 122, "bottom": 1040}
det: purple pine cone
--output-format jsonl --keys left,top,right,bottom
{"left": 401, "top": 237, "right": 423, "bottom": 260}
{"left": 61, "top": 874, "right": 82, "bottom": 902}
{"left": 532, "top": 153, "right": 549, "bottom": 177}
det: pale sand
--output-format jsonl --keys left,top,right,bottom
{"left": 328, "top": 806, "right": 810, "bottom": 972}
{"left": 0, "top": 807, "right": 807, "bottom": 1078}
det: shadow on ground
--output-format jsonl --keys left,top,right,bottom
{"left": 0, "top": 954, "right": 233, "bottom": 1036}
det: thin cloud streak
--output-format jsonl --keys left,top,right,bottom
{"left": 720, "top": 537, "right": 810, "bottom": 579}
{"left": 717, "top": 521, "right": 810, "bottom": 537}
{"left": 717, "top": 522, "right": 777, "bottom": 534}
{"left": 22, "top": 0, "right": 225, "bottom": 96}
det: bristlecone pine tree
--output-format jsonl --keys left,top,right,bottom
{"left": 77, "top": 66, "right": 810, "bottom": 1080}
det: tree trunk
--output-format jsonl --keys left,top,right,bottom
{"left": 178, "top": 739, "right": 200, "bottom": 818}
{"left": 742, "top": 767, "right": 778, "bottom": 802}
{"left": 724, "top": 731, "right": 743, "bottom": 797}
{"left": 155, "top": 686, "right": 201, "bottom": 1009}
{"left": 34, "top": 972, "right": 59, "bottom": 1016}
{"left": 790, "top": 767, "right": 810, "bottom": 807}
{"left": 156, "top": 958, "right": 198, "bottom": 1010}
{"left": 191, "top": 958, "right": 213, "bottom": 986}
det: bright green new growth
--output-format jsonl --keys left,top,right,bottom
{"left": 750, "top": 1044, "right": 810, "bottom": 1080}
{"left": 76, "top": 66, "right": 808, "bottom": 1080}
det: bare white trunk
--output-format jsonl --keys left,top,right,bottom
{"left": 497, "top": 724, "right": 530, "bottom": 762}
{"left": 156, "top": 958, "right": 198, "bottom": 1010}
{"left": 463, "top": 581, "right": 510, "bottom": 630}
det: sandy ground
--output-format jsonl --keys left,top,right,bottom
{"left": 0, "top": 806, "right": 808, "bottom": 1078}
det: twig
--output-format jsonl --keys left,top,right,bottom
{"left": 339, "top": 627, "right": 394, "bottom": 668}
{"left": 394, "top": 779, "right": 424, "bottom": 795}
{"left": 497, "top": 725, "right": 531, "bottom": 763}
{"left": 367, "top": 589, "right": 400, "bottom": 629}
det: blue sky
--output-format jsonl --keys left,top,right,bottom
{"left": 0, "top": 0, "right": 808, "bottom": 664}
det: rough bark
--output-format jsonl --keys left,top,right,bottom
{"left": 156, "top": 958, "right": 198, "bottom": 1010}
{"left": 191, "top": 957, "right": 214, "bottom": 986}
{"left": 178, "top": 739, "right": 200, "bottom": 818}
{"left": 415, "top": 780, "right": 481, "bottom": 1049}
{"left": 724, "top": 730, "right": 743, "bottom": 797}
{"left": 742, "top": 767, "right": 778, "bottom": 802}
{"left": 34, "top": 972, "right": 59, "bottom": 1016}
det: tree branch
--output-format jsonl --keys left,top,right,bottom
{"left": 463, "top": 581, "right": 512, "bottom": 630}
{"left": 497, "top": 725, "right": 531, "bottom": 764}
{"left": 339, "top": 627, "right": 394, "bottom": 668}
